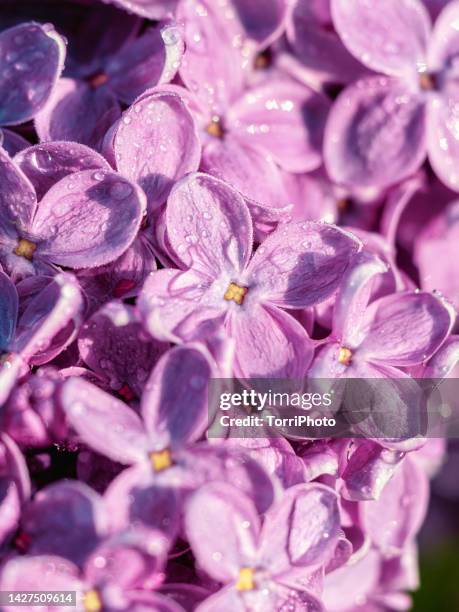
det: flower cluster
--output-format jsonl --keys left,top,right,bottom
{"left": 0, "top": 1, "right": 458, "bottom": 610}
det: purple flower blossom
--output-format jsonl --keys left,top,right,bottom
{"left": 139, "top": 173, "right": 360, "bottom": 377}
{"left": 184, "top": 481, "right": 340, "bottom": 611}
{"left": 0, "top": 149, "right": 146, "bottom": 281}
{"left": 325, "top": 0, "right": 459, "bottom": 191}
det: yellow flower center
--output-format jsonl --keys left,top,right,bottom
{"left": 236, "top": 567, "right": 255, "bottom": 591}
{"left": 149, "top": 449, "right": 172, "bottom": 472}
{"left": 14, "top": 238, "right": 36, "bottom": 260}
{"left": 338, "top": 347, "right": 352, "bottom": 366}
{"left": 83, "top": 590, "right": 102, "bottom": 612}
{"left": 206, "top": 117, "right": 224, "bottom": 139}
{"left": 224, "top": 283, "right": 248, "bottom": 306}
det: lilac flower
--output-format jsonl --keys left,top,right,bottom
{"left": 0, "top": 528, "right": 182, "bottom": 612}
{"left": 107, "top": 0, "right": 179, "bottom": 20}
{"left": 310, "top": 252, "right": 455, "bottom": 379}
{"left": 0, "top": 148, "right": 146, "bottom": 281}
{"left": 0, "top": 22, "right": 65, "bottom": 126}
{"left": 139, "top": 173, "right": 360, "bottom": 378}
{"left": 177, "top": 0, "right": 329, "bottom": 218}
{"left": 184, "top": 482, "right": 340, "bottom": 611}
{"left": 34, "top": 23, "right": 184, "bottom": 149}
{"left": 325, "top": 0, "right": 459, "bottom": 191}
{"left": 0, "top": 433, "right": 30, "bottom": 547}
{"left": 61, "top": 344, "right": 276, "bottom": 536}
{"left": 0, "top": 271, "right": 83, "bottom": 407}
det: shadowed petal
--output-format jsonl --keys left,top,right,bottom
{"left": 12, "top": 273, "right": 84, "bottom": 364}
{"left": 0, "top": 146, "right": 37, "bottom": 233}
{"left": 0, "top": 270, "right": 18, "bottom": 351}
{"left": 324, "top": 77, "right": 427, "bottom": 189}
{"left": 246, "top": 222, "right": 361, "bottom": 309}
{"left": 35, "top": 78, "right": 121, "bottom": 150}
{"left": 22, "top": 481, "right": 109, "bottom": 566}
{"left": 32, "top": 169, "right": 145, "bottom": 269}
{"left": 141, "top": 344, "right": 214, "bottom": 448}
{"left": 107, "top": 24, "right": 185, "bottom": 105}
{"left": 231, "top": 0, "right": 288, "bottom": 47}
{"left": 0, "top": 22, "right": 66, "bottom": 126}
{"left": 114, "top": 90, "right": 200, "bottom": 211}
{"left": 78, "top": 301, "right": 167, "bottom": 396}
{"left": 0, "top": 129, "right": 29, "bottom": 156}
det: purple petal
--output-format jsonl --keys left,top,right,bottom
{"left": 107, "top": 0, "right": 178, "bottom": 19}
{"left": 324, "top": 77, "right": 427, "bottom": 189}
{"left": 12, "top": 273, "right": 84, "bottom": 364}
{"left": 15, "top": 141, "right": 110, "bottom": 201}
{"left": 0, "top": 129, "right": 29, "bottom": 156}
{"left": 0, "top": 556, "right": 82, "bottom": 599}
{"left": 0, "top": 270, "right": 18, "bottom": 350}
{"left": 331, "top": 0, "right": 430, "bottom": 78}
{"left": 34, "top": 78, "right": 121, "bottom": 150}
{"left": 104, "top": 464, "right": 180, "bottom": 536}
{"left": 361, "top": 458, "right": 429, "bottom": 555}
{"left": 427, "top": 0, "right": 459, "bottom": 71}
{"left": 332, "top": 251, "right": 388, "bottom": 348}
{"left": 0, "top": 22, "right": 66, "bottom": 125}
{"left": 139, "top": 268, "right": 226, "bottom": 343}
{"left": 184, "top": 482, "right": 260, "bottom": 582}
{"left": 107, "top": 24, "right": 185, "bottom": 105}
{"left": 32, "top": 169, "right": 145, "bottom": 269}
{"left": 141, "top": 344, "right": 214, "bottom": 447}
{"left": 177, "top": 0, "right": 248, "bottom": 113}
{"left": 231, "top": 0, "right": 288, "bottom": 46}
{"left": 422, "top": 335, "right": 459, "bottom": 378}
{"left": 85, "top": 527, "right": 169, "bottom": 589}
{"left": 78, "top": 301, "right": 167, "bottom": 397}
{"left": 414, "top": 201, "right": 459, "bottom": 309}
{"left": 287, "top": 0, "right": 367, "bottom": 86}
{"left": 228, "top": 304, "right": 313, "bottom": 378}
{"left": 191, "top": 586, "right": 245, "bottom": 612}
{"left": 61, "top": 377, "right": 149, "bottom": 465}
{"left": 260, "top": 484, "right": 340, "bottom": 574}
{"left": 246, "top": 222, "right": 361, "bottom": 308}
{"left": 166, "top": 173, "right": 253, "bottom": 274}
{"left": 341, "top": 441, "right": 406, "bottom": 501}
{"left": 0, "top": 146, "right": 37, "bottom": 232}
{"left": 22, "top": 480, "right": 109, "bottom": 565}
{"left": 114, "top": 90, "right": 200, "bottom": 211}
{"left": 359, "top": 291, "right": 455, "bottom": 366}
{"left": 228, "top": 77, "right": 330, "bottom": 173}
